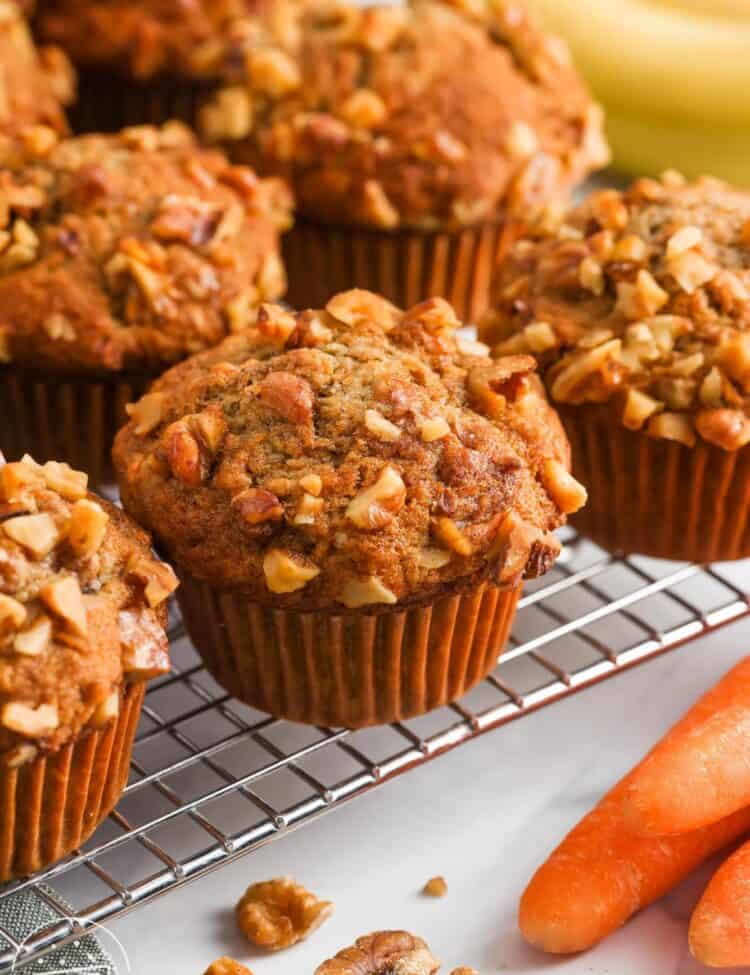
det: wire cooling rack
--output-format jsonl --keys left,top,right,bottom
{"left": 0, "top": 529, "right": 748, "bottom": 970}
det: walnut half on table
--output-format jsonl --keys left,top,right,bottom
{"left": 203, "top": 958, "right": 253, "bottom": 975}
{"left": 236, "top": 876, "right": 334, "bottom": 951}
{"left": 314, "top": 931, "right": 440, "bottom": 975}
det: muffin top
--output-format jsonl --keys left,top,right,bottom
{"left": 0, "top": 1, "right": 75, "bottom": 166}
{"left": 37, "top": 0, "right": 300, "bottom": 81}
{"left": 0, "top": 122, "right": 293, "bottom": 374}
{"left": 199, "top": 0, "right": 609, "bottom": 231}
{"left": 480, "top": 174, "right": 750, "bottom": 451}
{"left": 0, "top": 453, "right": 178, "bottom": 765}
{"left": 114, "top": 289, "right": 585, "bottom": 612}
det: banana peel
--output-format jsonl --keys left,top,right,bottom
{"left": 523, "top": 0, "right": 750, "bottom": 184}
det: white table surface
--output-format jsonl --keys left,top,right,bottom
{"left": 107, "top": 615, "right": 750, "bottom": 975}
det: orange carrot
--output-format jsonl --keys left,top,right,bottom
{"left": 519, "top": 784, "right": 750, "bottom": 954}
{"left": 623, "top": 657, "right": 750, "bottom": 836}
{"left": 690, "top": 839, "right": 750, "bottom": 968}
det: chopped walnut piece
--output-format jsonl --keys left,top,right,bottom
{"left": 467, "top": 356, "right": 536, "bottom": 415}
{"left": 549, "top": 339, "right": 621, "bottom": 403}
{"left": 623, "top": 389, "right": 663, "bottom": 430}
{"left": 126, "top": 392, "right": 168, "bottom": 436}
{"left": 128, "top": 557, "right": 179, "bottom": 608}
{"left": 365, "top": 408, "right": 401, "bottom": 442}
{"left": 717, "top": 333, "right": 750, "bottom": 392}
{"left": 666, "top": 225, "right": 702, "bottom": 259}
{"left": 2, "top": 701, "right": 59, "bottom": 738}
{"left": 417, "top": 547, "right": 452, "bottom": 570}
{"left": 68, "top": 499, "right": 109, "bottom": 558}
{"left": 120, "top": 607, "right": 171, "bottom": 678}
{"left": 36, "top": 460, "right": 88, "bottom": 500}
{"left": 420, "top": 417, "right": 450, "bottom": 442}
{"left": 422, "top": 876, "right": 448, "bottom": 897}
{"left": 203, "top": 959, "right": 254, "bottom": 975}
{"left": 40, "top": 575, "right": 87, "bottom": 635}
{"left": 163, "top": 419, "right": 205, "bottom": 487}
{"left": 247, "top": 49, "right": 300, "bottom": 97}
{"left": 700, "top": 367, "right": 725, "bottom": 408}
{"left": 668, "top": 250, "right": 716, "bottom": 295}
{"left": 14, "top": 615, "right": 52, "bottom": 657}
{"left": 339, "top": 89, "right": 387, "bottom": 129}
{"left": 258, "top": 372, "right": 314, "bottom": 425}
{"left": 326, "top": 290, "right": 401, "bottom": 330}
{"left": 695, "top": 409, "right": 750, "bottom": 451}
{"left": 615, "top": 270, "right": 669, "bottom": 320}
{"left": 359, "top": 180, "right": 399, "bottom": 229}
{"left": 578, "top": 256, "right": 604, "bottom": 296}
{"left": 0, "top": 593, "right": 26, "bottom": 635}
{"left": 505, "top": 120, "right": 538, "bottom": 160}
{"left": 450, "top": 968, "right": 478, "bottom": 975}
{"left": 263, "top": 549, "right": 320, "bottom": 594}
{"left": 314, "top": 931, "right": 440, "bottom": 975}
{"left": 340, "top": 576, "right": 398, "bottom": 608}
{"left": 523, "top": 321, "right": 559, "bottom": 354}
{"left": 233, "top": 488, "right": 284, "bottom": 526}
{"left": 432, "top": 517, "right": 472, "bottom": 556}
{"left": 236, "top": 877, "right": 333, "bottom": 951}
{"left": 2, "top": 512, "right": 61, "bottom": 558}
{"left": 256, "top": 303, "right": 297, "bottom": 345}
{"left": 299, "top": 474, "right": 323, "bottom": 497}
{"left": 346, "top": 466, "right": 406, "bottom": 530}
{"left": 90, "top": 689, "right": 120, "bottom": 727}
{"left": 539, "top": 459, "right": 587, "bottom": 515}
{"left": 647, "top": 412, "right": 696, "bottom": 448}
{"left": 5, "top": 743, "right": 38, "bottom": 768}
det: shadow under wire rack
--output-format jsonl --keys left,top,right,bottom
{"left": 0, "top": 528, "right": 748, "bottom": 970}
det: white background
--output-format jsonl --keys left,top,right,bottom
{"left": 111, "top": 617, "right": 750, "bottom": 974}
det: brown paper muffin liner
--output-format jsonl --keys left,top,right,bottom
{"left": 282, "top": 219, "right": 523, "bottom": 323}
{"left": 177, "top": 573, "right": 521, "bottom": 728}
{"left": 70, "top": 70, "right": 212, "bottom": 133}
{"left": 560, "top": 405, "right": 750, "bottom": 563}
{"left": 0, "top": 367, "right": 152, "bottom": 487}
{"left": 0, "top": 682, "right": 144, "bottom": 882}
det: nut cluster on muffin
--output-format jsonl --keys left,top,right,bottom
{"left": 480, "top": 174, "right": 750, "bottom": 451}
{"left": 36, "top": 0, "right": 302, "bottom": 82}
{"left": 0, "top": 122, "right": 293, "bottom": 374}
{"left": 0, "top": 0, "right": 75, "bottom": 165}
{"left": 0, "top": 453, "right": 177, "bottom": 765}
{"left": 114, "top": 289, "right": 585, "bottom": 611}
{"left": 200, "top": 0, "right": 609, "bottom": 231}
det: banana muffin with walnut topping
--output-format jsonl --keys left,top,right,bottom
{"left": 36, "top": 0, "right": 300, "bottom": 132}
{"left": 480, "top": 173, "right": 750, "bottom": 561}
{"left": 0, "top": 121, "right": 292, "bottom": 484}
{"left": 199, "top": 0, "right": 609, "bottom": 321}
{"left": 114, "top": 289, "right": 585, "bottom": 727}
{"left": 0, "top": 0, "right": 74, "bottom": 166}
{"left": 0, "top": 452, "right": 177, "bottom": 879}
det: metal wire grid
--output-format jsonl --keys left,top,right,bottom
{"left": 0, "top": 529, "right": 748, "bottom": 970}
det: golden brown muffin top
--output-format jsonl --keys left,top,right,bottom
{"left": 114, "top": 289, "right": 585, "bottom": 612}
{"left": 199, "top": 0, "right": 609, "bottom": 231}
{"left": 0, "top": 1, "right": 74, "bottom": 166}
{"left": 480, "top": 174, "right": 750, "bottom": 451}
{"left": 0, "top": 122, "right": 293, "bottom": 374}
{"left": 37, "top": 0, "right": 301, "bottom": 81}
{"left": 0, "top": 454, "right": 178, "bottom": 764}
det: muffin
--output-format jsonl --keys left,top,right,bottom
{"left": 113, "top": 289, "right": 584, "bottom": 727}
{"left": 0, "top": 0, "right": 74, "bottom": 166}
{"left": 199, "top": 0, "right": 609, "bottom": 322}
{"left": 480, "top": 174, "right": 750, "bottom": 562}
{"left": 0, "top": 452, "right": 177, "bottom": 879}
{"left": 0, "top": 122, "right": 292, "bottom": 485}
{"left": 36, "top": 0, "right": 300, "bottom": 132}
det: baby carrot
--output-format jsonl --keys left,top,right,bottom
{"left": 690, "top": 839, "right": 750, "bottom": 968}
{"left": 623, "top": 657, "right": 750, "bottom": 836}
{"left": 519, "top": 785, "right": 750, "bottom": 954}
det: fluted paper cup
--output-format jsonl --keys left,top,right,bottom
{"left": 0, "top": 682, "right": 144, "bottom": 881}
{"left": 177, "top": 574, "right": 521, "bottom": 728}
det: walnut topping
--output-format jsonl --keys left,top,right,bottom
{"left": 450, "top": 968, "right": 478, "bottom": 975}
{"left": 420, "top": 417, "right": 450, "bottom": 442}
{"left": 647, "top": 411, "right": 696, "bottom": 448}
{"left": 35, "top": 460, "right": 88, "bottom": 500}
{"left": 201, "top": 86, "right": 254, "bottom": 142}
{"left": 233, "top": 488, "right": 284, "bottom": 526}
{"left": 2, "top": 513, "right": 61, "bottom": 559}
{"left": 5, "top": 743, "right": 38, "bottom": 768}
{"left": 422, "top": 876, "right": 448, "bottom": 897}
{"left": 299, "top": 474, "right": 323, "bottom": 497}
{"left": 247, "top": 49, "right": 300, "bottom": 97}
{"left": 467, "top": 356, "right": 536, "bottom": 415}
{"left": 256, "top": 303, "right": 297, "bottom": 345}
{"left": 346, "top": 466, "right": 406, "bottom": 530}
{"left": 717, "top": 333, "right": 750, "bottom": 392}
{"left": 359, "top": 180, "right": 399, "bottom": 229}
{"left": 615, "top": 270, "right": 669, "bottom": 320}
{"left": 236, "top": 877, "right": 333, "bottom": 951}
{"left": 120, "top": 607, "right": 171, "bottom": 678}
{"left": 91, "top": 689, "right": 120, "bottom": 727}
{"left": 163, "top": 419, "right": 205, "bottom": 487}
{"left": 417, "top": 547, "right": 452, "bottom": 570}
{"left": 539, "top": 459, "right": 587, "bottom": 515}
{"left": 258, "top": 371, "right": 314, "bottom": 425}
{"left": 506, "top": 121, "right": 538, "bottom": 160}
{"left": 695, "top": 409, "right": 750, "bottom": 451}
{"left": 204, "top": 959, "right": 254, "bottom": 975}
{"left": 40, "top": 575, "right": 87, "bottom": 635}
{"left": 0, "top": 593, "right": 26, "bottom": 635}
{"left": 126, "top": 392, "right": 168, "bottom": 436}
{"left": 523, "top": 321, "right": 559, "bottom": 354}
{"left": 263, "top": 549, "right": 320, "bottom": 593}
{"left": 365, "top": 408, "right": 401, "bottom": 442}
{"left": 432, "top": 517, "right": 472, "bottom": 556}
{"left": 623, "top": 389, "right": 663, "bottom": 430}
{"left": 578, "top": 256, "right": 604, "bottom": 296}
{"left": 339, "top": 89, "right": 387, "bottom": 129}
{"left": 14, "top": 614, "right": 52, "bottom": 657}
{"left": 666, "top": 225, "right": 702, "bottom": 259}
{"left": 314, "top": 931, "right": 440, "bottom": 975}
{"left": 68, "top": 499, "right": 109, "bottom": 558}
{"left": 2, "top": 701, "right": 59, "bottom": 738}
{"left": 549, "top": 339, "right": 622, "bottom": 403}
{"left": 340, "top": 576, "right": 398, "bottom": 608}
{"left": 128, "top": 557, "right": 178, "bottom": 608}
{"left": 668, "top": 250, "right": 716, "bottom": 295}
{"left": 326, "top": 289, "right": 401, "bottom": 330}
